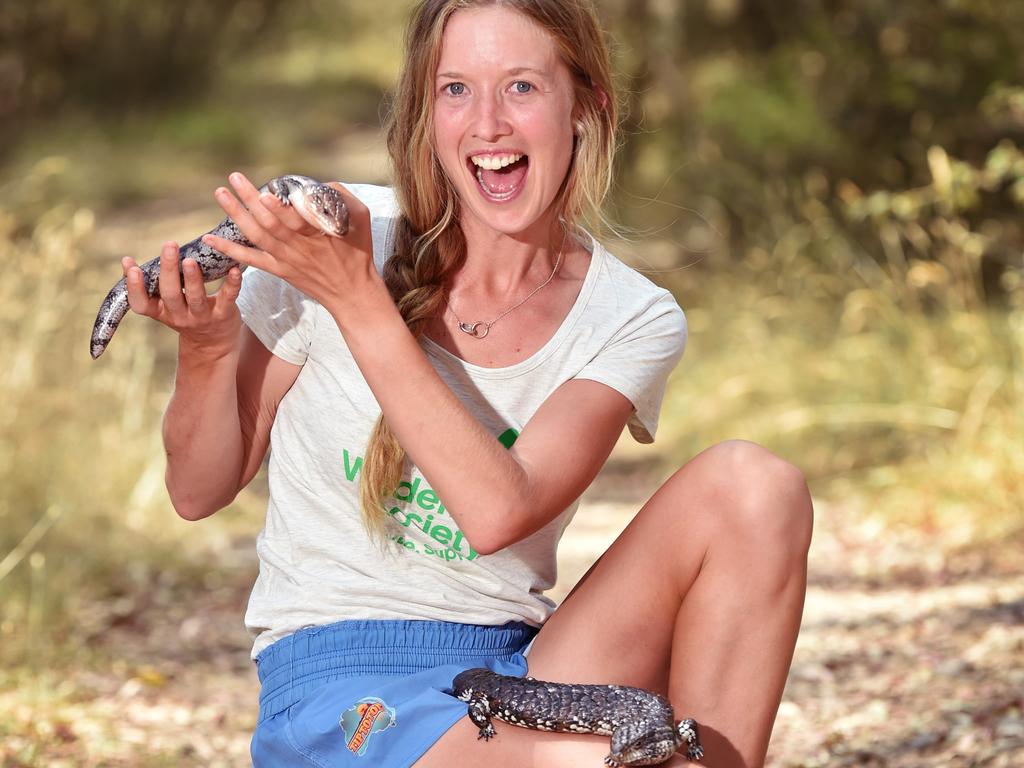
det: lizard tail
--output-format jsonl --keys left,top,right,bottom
{"left": 90, "top": 276, "right": 130, "bottom": 359}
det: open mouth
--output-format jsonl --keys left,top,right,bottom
{"left": 468, "top": 153, "right": 529, "bottom": 202}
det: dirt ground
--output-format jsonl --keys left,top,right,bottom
{"left": 2, "top": 488, "right": 1021, "bottom": 767}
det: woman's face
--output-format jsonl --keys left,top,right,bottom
{"left": 432, "top": 6, "right": 578, "bottom": 239}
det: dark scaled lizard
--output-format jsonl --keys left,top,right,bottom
{"left": 89, "top": 174, "right": 348, "bottom": 359}
{"left": 452, "top": 668, "right": 704, "bottom": 766}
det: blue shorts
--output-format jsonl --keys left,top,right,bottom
{"left": 251, "top": 619, "right": 538, "bottom": 767}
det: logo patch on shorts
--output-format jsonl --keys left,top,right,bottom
{"left": 340, "top": 697, "right": 397, "bottom": 755}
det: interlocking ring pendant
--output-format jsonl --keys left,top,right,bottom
{"left": 458, "top": 321, "right": 490, "bottom": 338}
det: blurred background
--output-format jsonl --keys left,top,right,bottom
{"left": 0, "top": 0, "right": 1021, "bottom": 765}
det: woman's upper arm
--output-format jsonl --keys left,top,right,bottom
{"left": 235, "top": 326, "right": 302, "bottom": 490}
{"left": 497, "top": 378, "right": 636, "bottom": 546}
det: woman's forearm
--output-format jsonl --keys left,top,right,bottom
{"left": 162, "top": 341, "right": 245, "bottom": 521}
{"left": 325, "top": 278, "right": 532, "bottom": 551}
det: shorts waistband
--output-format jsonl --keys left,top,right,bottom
{"left": 255, "top": 619, "right": 537, "bottom": 723}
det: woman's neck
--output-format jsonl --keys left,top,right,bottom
{"left": 453, "top": 215, "right": 567, "bottom": 298}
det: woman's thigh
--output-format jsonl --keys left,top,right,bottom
{"left": 523, "top": 466, "right": 710, "bottom": 693}
{"left": 523, "top": 439, "right": 803, "bottom": 691}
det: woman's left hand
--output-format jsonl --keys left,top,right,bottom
{"left": 201, "top": 172, "right": 379, "bottom": 311}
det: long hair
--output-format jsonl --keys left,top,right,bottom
{"left": 359, "top": 0, "right": 619, "bottom": 541}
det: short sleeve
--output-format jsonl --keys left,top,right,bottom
{"left": 236, "top": 266, "right": 317, "bottom": 365}
{"left": 573, "top": 291, "right": 686, "bottom": 443}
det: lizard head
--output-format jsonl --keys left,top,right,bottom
{"left": 608, "top": 724, "right": 685, "bottom": 766}
{"left": 266, "top": 175, "right": 350, "bottom": 237}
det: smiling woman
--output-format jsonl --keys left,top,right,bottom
{"left": 119, "top": 1, "right": 812, "bottom": 767}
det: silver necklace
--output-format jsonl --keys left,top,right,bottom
{"left": 446, "top": 239, "right": 565, "bottom": 339}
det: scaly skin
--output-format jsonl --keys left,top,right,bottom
{"left": 89, "top": 175, "right": 348, "bottom": 359}
{"left": 452, "top": 668, "right": 704, "bottom": 766}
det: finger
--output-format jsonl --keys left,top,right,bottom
{"left": 125, "top": 261, "right": 159, "bottom": 316}
{"left": 259, "top": 191, "right": 318, "bottom": 235}
{"left": 214, "top": 184, "right": 282, "bottom": 254}
{"left": 212, "top": 266, "right": 243, "bottom": 315}
{"left": 158, "top": 241, "right": 186, "bottom": 312}
{"left": 202, "top": 232, "right": 276, "bottom": 273}
{"left": 228, "top": 172, "right": 289, "bottom": 234}
{"left": 181, "top": 258, "right": 211, "bottom": 316}
{"left": 121, "top": 256, "right": 147, "bottom": 294}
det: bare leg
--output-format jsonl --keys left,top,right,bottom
{"left": 416, "top": 440, "right": 813, "bottom": 768}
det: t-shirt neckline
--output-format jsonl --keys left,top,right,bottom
{"left": 420, "top": 234, "right": 604, "bottom": 379}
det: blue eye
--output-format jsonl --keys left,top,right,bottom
{"left": 444, "top": 82, "right": 466, "bottom": 96}
{"left": 513, "top": 81, "right": 532, "bottom": 94}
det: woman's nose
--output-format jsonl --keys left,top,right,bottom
{"left": 471, "top": 94, "right": 511, "bottom": 141}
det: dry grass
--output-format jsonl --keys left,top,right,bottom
{"left": 656, "top": 269, "right": 1022, "bottom": 544}
{"left": 0, "top": 161, "right": 263, "bottom": 672}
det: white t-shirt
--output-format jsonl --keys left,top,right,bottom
{"left": 236, "top": 184, "right": 687, "bottom": 658}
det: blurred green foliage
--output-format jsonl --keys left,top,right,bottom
{"left": 0, "top": 0, "right": 289, "bottom": 127}
{"left": 601, "top": 0, "right": 1024, "bottom": 298}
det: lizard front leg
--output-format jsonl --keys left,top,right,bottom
{"left": 678, "top": 719, "right": 704, "bottom": 761}
{"left": 466, "top": 691, "right": 497, "bottom": 740}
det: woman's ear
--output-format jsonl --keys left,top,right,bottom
{"left": 590, "top": 79, "right": 609, "bottom": 112}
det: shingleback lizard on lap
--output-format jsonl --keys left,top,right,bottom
{"left": 452, "top": 668, "right": 704, "bottom": 766}
{"left": 89, "top": 174, "right": 347, "bottom": 359}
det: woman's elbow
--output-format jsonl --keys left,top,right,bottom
{"left": 466, "top": 535, "right": 504, "bottom": 557}
{"left": 166, "top": 483, "right": 233, "bottom": 522}
{"left": 459, "top": 507, "right": 546, "bottom": 556}
{"left": 170, "top": 497, "right": 219, "bottom": 522}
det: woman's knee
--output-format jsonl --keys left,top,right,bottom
{"left": 678, "top": 439, "right": 814, "bottom": 554}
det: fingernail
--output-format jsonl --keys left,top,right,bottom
{"left": 260, "top": 192, "right": 276, "bottom": 205}
{"left": 230, "top": 172, "right": 243, "bottom": 184}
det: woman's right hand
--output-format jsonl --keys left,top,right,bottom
{"left": 123, "top": 241, "right": 243, "bottom": 357}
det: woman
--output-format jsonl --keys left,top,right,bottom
{"left": 122, "top": 1, "right": 812, "bottom": 766}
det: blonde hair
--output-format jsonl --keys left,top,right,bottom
{"left": 359, "top": 0, "right": 619, "bottom": 541}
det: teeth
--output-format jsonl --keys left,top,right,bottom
{"left": 470, "top": 153, "right": 523, "bottom": 171}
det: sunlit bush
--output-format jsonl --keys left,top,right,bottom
{"left": 0, "top": 161, "right": 260, "bottom": 665}
{"left": 655, "top": 136, "right": 1023, "bottom": 542}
